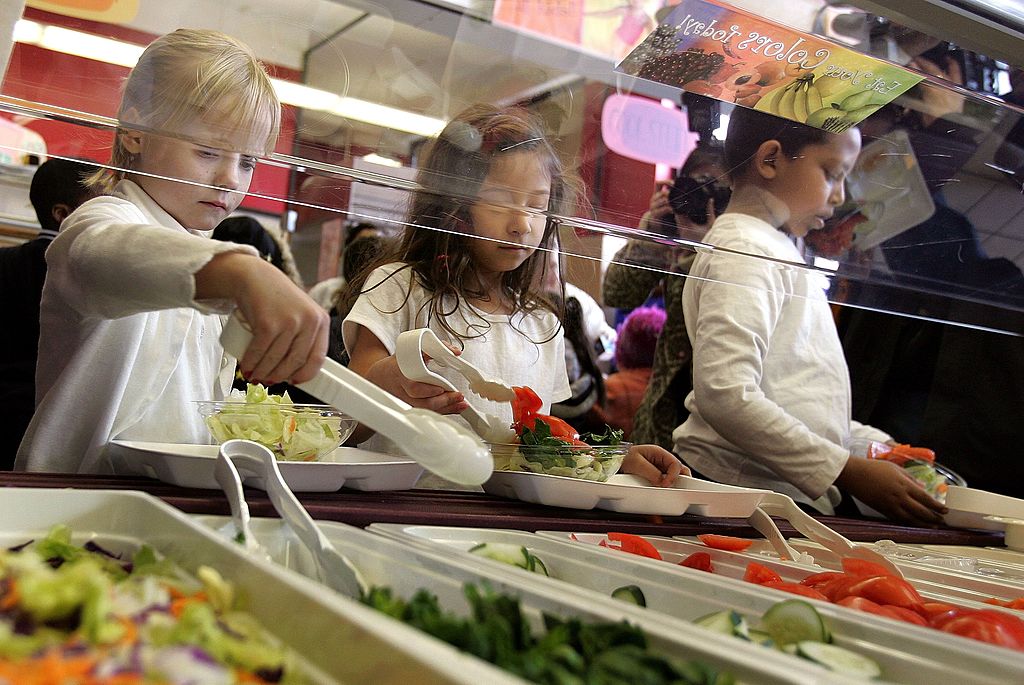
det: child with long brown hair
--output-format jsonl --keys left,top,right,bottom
{"left": 341, "top": 104, "right": 682, "bottom": 485}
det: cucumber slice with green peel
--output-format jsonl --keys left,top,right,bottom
{"left": 760, "top": 599, "right": 829, "bottom": 646}
{"left": 611, "top": 585, "right": 647, "bottom": 606}
{"left": 469, "top": 543, "right": 549, "bottom": 575}
{"left": 694, "top": 609, "right": 750, "bottom": 639}
{"left": 747, "top": 629, "right": 775, "bottom": 648}
{"left": 796, "top": 641, "right": 882, "bottom": 679}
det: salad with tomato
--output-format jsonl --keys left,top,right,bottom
{"left": 490, "top": 387, "right": 629, "bottom": 482}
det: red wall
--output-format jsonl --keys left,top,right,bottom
{"left": 1, "top": 8, "right": 300, "bottom": 215}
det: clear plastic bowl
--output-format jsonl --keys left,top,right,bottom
{"left": 196, "top": 400, "right": 356, "bottom": 462}
{"left": 487, "top": 441, "right": 630, "bottom": 482}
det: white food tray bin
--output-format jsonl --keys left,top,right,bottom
{"left": 368, "top": 523, "right": 1024, "bottom": 685}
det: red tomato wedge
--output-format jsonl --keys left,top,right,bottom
{"left": 799, "top": 571, "right": 845, "bottom": 590}
{"left": 697, "top": 534, "right": 754, "bottom": 552}
{"left": 845, "top": 575, "right": 924, "bottom": 610}
{"left": 760, "top": 581, "right": 828, "bottom": 602}
{"left": 878, "top": 605, "right": 929, "bottom": 626}
{"left": 841, "top": 557, "right": 896, "bottom": 578}
{"left": 511, "top": 386, "right": 542, "bottom": 426}
{"left": 836, "top": 595, "right": 888, "bottom": 616}
{"left": 607, "top": 532, "right": 663, "bottom": 560}
{"left": 743, "top": 561, "right": 782, "bottom": 585}
{"left": 938, "top": 610, "right": 1024, "bottom": 651}
{"left": 524, "top": 415, "right": 582, "bottom": 443}
{"left": 921, "top": 601, "right": 962, "bottom": 625}
{"left": 679, "top": 552, "right": 713, "bottom": 572}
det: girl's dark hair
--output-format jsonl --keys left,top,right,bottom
{"left": 339, "top": 104, "right": 578, "bottom": 343}
{"left": 558, "top": 294, "right": 606, "bottom": 407}
{"left": 724, "top": 106, "right": 834, "bottom": 181}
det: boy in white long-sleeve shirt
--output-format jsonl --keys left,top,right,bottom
{"left": 674, "top": 106, "right": 946, "bottom": 525}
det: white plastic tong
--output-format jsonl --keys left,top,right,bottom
{"left": 395, "top": 328, "right": 517, "bottom": 443}
{"left": 219, "top": 314, "right": 493, "bottom": 486}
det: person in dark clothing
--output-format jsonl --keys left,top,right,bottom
{"left": 0, "top": 158, "right": 98, "bottom": 468}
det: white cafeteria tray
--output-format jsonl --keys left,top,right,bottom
{"left": 105, "top": 439, "right": 423, "bottom": 491}
{"left": 195, "top": 515, "right": 872, "bottom": 685}
{"left": 369, "top": 523, "right": 1024, "bottom": 685}
{"left": 0, "top": 488, "right": 520, "bottom": 685}
{"left": 482, "top": 472, "right": 769, "bottom": 516}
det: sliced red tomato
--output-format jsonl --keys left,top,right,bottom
{"left": 679, "top": 552, "right": 714, "bottom": 572}
{"left": 846, "top": 575, "right": 924, "bottom": 610}
{"left": 760, "top": 581, "right": 828, "bottom": 602}
{"left": 697, "top": 534, "right": 754, "bottom": 552}
{"left": 878, "top": 605, "right": 929, "bottom": 626}
{"left": 819, "top": 575, "right": 864, "bottom": 603}
{"left": 841, "top": 557, "right": 895, "bottom": 578}
{"left": 799, "top": 571, "right": 845, "bottom": 590}
{"left": 511, "top": 386, "right": 542, "bottom": 426}
{"left": 985, "top": 597, "right": 1024, "bottom": 611}
{"left": 528, "top": 414, "right": 581, "bottom": 442}
{"left": 607, "top": 532, "right": 663, "bottom": 560}
{"left": 836, "top": 595, "right": 889, "bottom": 617}
{"left": 743, "top": 561, "right": 782, "bottom": 585}
{"left": 938, "top": 610, "right": 1024, "bottom": 651}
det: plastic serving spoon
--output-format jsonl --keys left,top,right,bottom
{"left": 213, "top": 449, "right": 272, "bottom": 562}
{"left": 219, "top": 439, "right": 368, "bottom": 597}
{"left": 395, "top": 329, "right": 516, "bottom": 443}
{"left": 758, "top": 492, "right": 905, "bottom": 578}
{"left": 220, "top": 314, "right": 492, "bottom": 486}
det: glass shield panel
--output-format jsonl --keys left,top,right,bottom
{"left": 0, "top": 0, "right": 1021, "bottom": 340}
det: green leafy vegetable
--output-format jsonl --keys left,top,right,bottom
{"left": 359, "top": 583, "right": 734, "bottom": 685}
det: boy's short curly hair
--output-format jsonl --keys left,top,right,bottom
{"left": 724, "top": 106, "right": 833, "bottom": 181}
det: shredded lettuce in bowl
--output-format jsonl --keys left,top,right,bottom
{"left": 198, "top": 384, "right": 353, "bottom": 462}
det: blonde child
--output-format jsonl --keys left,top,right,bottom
{"left": 341, "top": 104, "right": 681, "bottom": 486}
{"left": 16, "top": 29, "right": 328, "bottom": 473}
{"left": 675, "top": 106, "right": 947, "bottom": 524}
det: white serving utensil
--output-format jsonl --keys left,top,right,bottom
{"left": 220, "top": 314, "right": 492, "bottom": 486}
{"left": 218, "top": 439, "right": 368, "bottom": 597}
{"left": 396, "top": 329, "right": 516, "bottom": 443}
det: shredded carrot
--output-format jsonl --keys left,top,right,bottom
{"left": 169, "top": 590, "right": 208, "bottom": 618}
{"left": 115, "top": 615, "right": 139, "bottom": 647}
{"left": 0, "top": 579, "right": 19, "bottom": 611}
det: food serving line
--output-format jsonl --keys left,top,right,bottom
{"left": 0, "top": 469, "right": 1003, "bottom": 546}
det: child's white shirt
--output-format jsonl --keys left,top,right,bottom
{"left": 15, "top": 179, "right": 257, "bottom": 473}
{"left": 342, "top": 262, "right": 571, "bottom": 455}
{"left": 674, "top": 213, "right": 890, "bottom": 513}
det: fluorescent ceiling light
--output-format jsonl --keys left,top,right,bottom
{"left": 362, "top": 153, "right": 403, "bottom": 168}
{"left": 12, "top": 19, "right": 446, "bottom": 137}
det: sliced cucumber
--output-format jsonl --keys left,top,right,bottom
{"left": 694, "top": 609, "right": 750, "bottom": 639}
{"left": 760, "top": 599, "right": 829, "bottom": 646}
{"left": 469, "top": 543, "right": 549, "bottom": 575}
{"left": 796, "top": 641, "right": 882, "bottom": 679}
{"left": 611, "top": 585, "right": 647, "bottom": 606}
{"left": 747, "top": 628, "right": 775, "bottom": 648}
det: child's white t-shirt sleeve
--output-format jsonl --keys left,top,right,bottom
{"left": 341, "top": 264, "right": 417, "bottom": 355}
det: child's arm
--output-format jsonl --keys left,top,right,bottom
{"left": 621, "top": 444, "right": 689, "bottom": 487}
{"left": 346, "top": 324, "right": 468, "bottom": 444}
{"left": 195, "top": 251, "right": 328, "bottom": 384}
{"left": 836, "top": 456, "right": 947, "bottom": 526}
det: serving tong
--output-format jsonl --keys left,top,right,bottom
{"left": 396, "top": 328, "right": 516, "bottom": 443}
{"left": 220, "top": 315, "right": 492, "bottom": 485}
{"left": 216, "top": 439, "right": 368, "bottom": 597}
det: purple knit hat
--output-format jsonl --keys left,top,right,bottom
{"left": 615, "top": 306, "right": 667, "bottom": 370}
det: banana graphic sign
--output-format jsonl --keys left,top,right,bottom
{"left": 617, "top": 0, "right": 924, "bottom": 132}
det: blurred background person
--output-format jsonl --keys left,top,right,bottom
{"left": 0, "top": 158, "right": 98, "bottom": 468}
{"left": 212, "top": 215, "right": 303, "bottom": 287}
{"left": 309, "top": 221, "right": 383, "bottom": 310}
{"left": 593, "top": 305, "right": 666, "bottom": 440}
{"left": 603, "top": 145, "right": 727, "bottom": 449}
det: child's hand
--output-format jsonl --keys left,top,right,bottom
{"left": 837, "top": 457, "right": 948, "bottom": 526}
{"left": 621, "top": 444, "right": 689, "bottom": 487}
{"left": 365, "top": 354, "right": 468, "bottom": 415}
{"left": 198, "top": 253, "right": 328, "bottom": 385}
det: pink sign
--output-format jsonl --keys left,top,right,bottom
{"left": 601, "top": 93, "right": 698, "bottom": 167}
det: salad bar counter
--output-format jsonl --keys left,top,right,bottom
{"left": 0, "top": 470, "right": 1003, "bottom": 546}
